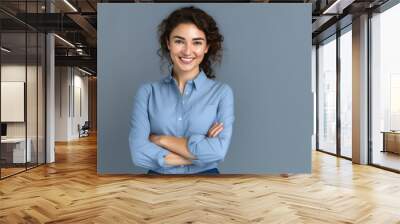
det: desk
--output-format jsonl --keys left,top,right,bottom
{"left": 381, "top": 131, "right": 400, "bottom": 154}
{"left": 1, "top": 138, "right": 31, "bottom": 163}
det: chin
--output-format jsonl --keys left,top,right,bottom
{"left": 175, "top": 64, "right": 198, "bottom": 74}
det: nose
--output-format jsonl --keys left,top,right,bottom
{"left": 183, "top": 43, "right": 192, "bottom": 55}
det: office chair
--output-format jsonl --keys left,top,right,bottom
{"left": 79, "top": 121, "right": 90, "bottom": 138}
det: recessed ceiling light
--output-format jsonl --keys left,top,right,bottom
{"left": 1, "top": 47, "right": 11, "bottom": 53}
{"left": 63, "top": 0, "right": 78, "bottom": 12}
{"left": 78, "top": 67, "right": 92, "bottom": 76}
{"left": 54, "top": 34, "right": 75, "bottom": 48}
{"left": 322, "top": 0, "right": 354, "bottom": 15}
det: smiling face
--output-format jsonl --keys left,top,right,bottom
{"left": 167, "top": 23, "right": 209, "bottom": 77}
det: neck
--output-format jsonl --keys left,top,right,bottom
{"left": 172, "top": 67, "right": 200, "bottom": 90}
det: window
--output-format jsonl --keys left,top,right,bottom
{"left": 371, "top": 2, "right": 400, "bottom": 171}
{"left": 318, "top": 35, "right": 337, "bottom": 154}
{"left": 339, "top": 27, "right": 352, "bottom": 158}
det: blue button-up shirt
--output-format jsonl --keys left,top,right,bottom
{"left": 129, "top": 70, "right": 234, "bottom": 174}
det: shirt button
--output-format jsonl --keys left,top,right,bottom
{"left": 185, "top": 92, "right": 188, "bottom": 95}
{"left": 178, "top": 117, "right": 182, "bottom": 121}
{"left": 182, "top": 101, "right": 185, "bottom": 104}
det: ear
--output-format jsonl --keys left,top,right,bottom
{"left": 166, "top": 38, "right": 171, "bottom": 50}
{"left": 205, "top": 44, "right": 210, "bottom": 54}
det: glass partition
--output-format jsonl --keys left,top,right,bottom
{"left": 38, "top": 32, "right": 45, "bottom": 165}
{"left": 1, "top": 31, "right": 28, "bottom": 177}
{"left": 27, "top": 31, "right": 38, "bottom": 169}
{"left": 0, "top": 1, "right": 46, "bottom": 179}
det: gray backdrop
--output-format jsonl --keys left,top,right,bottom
{"left": 98, "top": 3, "right": 312, "bottom": 174}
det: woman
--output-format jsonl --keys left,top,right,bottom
{"left": 129, "top": 6, "right": 234, "bottom": 174}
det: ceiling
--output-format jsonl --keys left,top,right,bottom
{"left": 0, "top": 0, "right": 392, "bottom": 75}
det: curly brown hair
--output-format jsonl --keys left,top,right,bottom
{"left": 157, "top": 6, "right": 224, "bottom": 79}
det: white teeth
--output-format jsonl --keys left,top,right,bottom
{"left": 180, "top": 57, "right": 194, "bottom": 64}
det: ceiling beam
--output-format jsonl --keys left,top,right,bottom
{"left": 66, "top": 13, "right": 97, "bottom": 37}
{"left": 55, "top": 55, "right": 96, "bottom": 69}
{"left": 322, "top": 0, "right": 356, "bottom": 14}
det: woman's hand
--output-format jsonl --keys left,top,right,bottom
{"left": 149, "top": 134, "right": 163, "bottom": 146}
{"left": 165, "top": 152, "right": 192, "bottom": 166}
{"left": 149, "top": 135, "right": 195, "bottom": 160}
{"left": 207, "top": 122, "right": 224, "bottom": 138}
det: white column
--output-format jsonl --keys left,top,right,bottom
{"left": 352, "top": 14, "right": 369, "bottom": 164}
{"left": 46, "top": 1, "right": 55, "bottom": 163}
{"left": 46, "top": 33, "right": 55, "bottom": 163}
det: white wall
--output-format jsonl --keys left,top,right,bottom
{"left": 71, "top": 72, "right": 89, "bottom": 138}
{"left": 55, "top": 67, "right": 89, "bottom": 141}
{"left": 1, "top": 66, "right": 26, "bottom": 136}
{"left": 1, "top": 65, "right": 41, "bottom": 137}
{"left": 55, "top": 66, "right": 70, "bottom": 141}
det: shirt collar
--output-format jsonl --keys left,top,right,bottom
{"left": 192, "top": 70, "right": 207, "bottom": 90}
{"left": 163, "top": 68, "right": 208, "bottom": 90}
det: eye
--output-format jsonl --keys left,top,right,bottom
{"left": 193, "top": 41, "right": 203, "bottom": 46}
{"left": 174, "top": 39, "right": 184, "bottom": 44}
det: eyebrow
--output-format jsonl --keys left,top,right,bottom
{"left": 172, "top": 36, "right": 206, "bottom": 41}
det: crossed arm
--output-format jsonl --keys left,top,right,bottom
{"left": 149, "top": 122, "right": 224, "bottom": 166}
{"left": 129, "top": 84, "right": 234, "bottom": 170}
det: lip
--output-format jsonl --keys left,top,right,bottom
{"left": 179, "top": 57, "right": 195, "bottom": 65}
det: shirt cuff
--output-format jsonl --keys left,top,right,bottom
{"left": 157, "top": 149, "right": 172, "bottom": 168}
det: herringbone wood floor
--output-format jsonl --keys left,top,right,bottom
{"left": 1, "top": 134, "right": 400, "bottom": 224}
